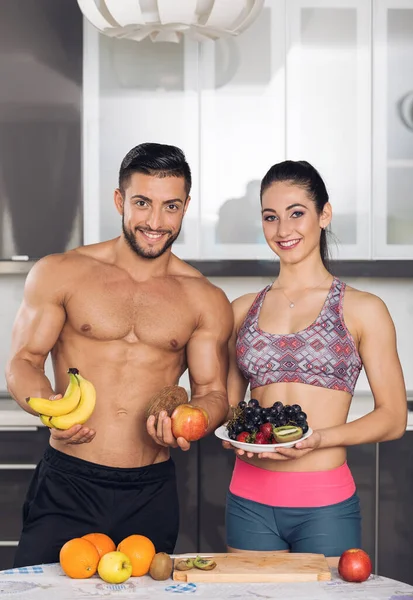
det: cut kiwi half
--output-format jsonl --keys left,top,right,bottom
{"left": 272, "top": 425, "right": 303, "bottom": 444}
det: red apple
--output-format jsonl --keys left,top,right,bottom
{"left": 338, "top": 548, "right": 372, "bottom": 583}
{"left": 171, "top": 404, "right": 209, "bottom": 442}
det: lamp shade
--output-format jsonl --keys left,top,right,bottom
{"left": 77, "top": 0, "right": 265, "bottom": 43}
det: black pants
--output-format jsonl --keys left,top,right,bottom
{"left": 14, "top": 446, "right": 179, "bottom": 567}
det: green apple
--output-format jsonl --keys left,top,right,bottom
{"left": 97, "top": 551, "right": 132, "bottom": 584}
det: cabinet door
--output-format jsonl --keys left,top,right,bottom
{"left": 198, "top": 435, "right": 235, "bottom": 553}
{"left": 0, "top": 545, "right": 17, "bottom": 571}
{"left": 286, "top": 0, "right": 371, "bottom": 259}
{"left": 346, "top": 443, "right": 377, "bottom": 567}
{"left": 373, "top": 0, "right": 413, "bottom": 258}
{"left": 198, "top": 0, "right": 285, "bottom": 260}
{"left": 82, "top": 22, "right": 200, "bottom": 258}
{"left": 170, "top": 445, "right": 199, "bottom": 554}
{"left": 0, "top": 469, "right": 36, "bottom": 542}
{"left": 0, "top": 428, "right": 50, "bottom": 464}
{"left": 378, "top": 434, "right": 413, "bottom": 585}
{"left": 0, "top": 0, "right": 82, "bottom": 261}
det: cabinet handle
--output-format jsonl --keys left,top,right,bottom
{"left": 0, "top": 464, "right": 37, "bottom": 470}
{"left": 0, "top": 427, "right": 38, "bottom": 432}
{"left": 0, "top": 541, "right": 18, "bottom": 546}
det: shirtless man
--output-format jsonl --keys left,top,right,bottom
{"left": 6, "top": 142, "right": 233, "bottom": 567}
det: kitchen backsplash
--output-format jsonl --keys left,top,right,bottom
{"left": 0, "top": 274, "right": 412, "bottom": 394}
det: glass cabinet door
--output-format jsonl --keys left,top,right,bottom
{"left": 82, "top": 22, "right": 200, "bottom": 258}
{"left": 198, "top": 0, "right": 286, "bottom": 260}
{"left": 286, "top": 0, "right": 372, "bottom": 259}
{"left": 373, "top": 0, "right": 413, "bottom": 258}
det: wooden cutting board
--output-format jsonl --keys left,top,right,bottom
{"left": 173, "top": 552, "right": 331, "bottom": 583}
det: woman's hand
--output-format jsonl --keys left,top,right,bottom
{"left": 258, "top": 430, "right": 322, "bottom": 459}
{"left": 222, "top": 431, "right": 322, "bottom": 460}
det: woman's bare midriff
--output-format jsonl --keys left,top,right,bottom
{"left": 238, "top": 381, "right": 352, "bottom": 472}
{"left": 49, "top": 331, "right": 189, "bottom": 468}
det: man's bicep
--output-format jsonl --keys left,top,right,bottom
{"left": 187, "top": 290, "right": 233, "bottom": 396}
{"left": 187, "top": 329, "right": 230, "bottom": 395}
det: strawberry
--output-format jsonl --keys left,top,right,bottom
{"left": 259, "top": 423, "right": 273, "bottom": 439}
{"left": 255, "top": 432, "right": 268, "bottom": 444}
{"left": 236, "top": 432, "right": 250, "bottom": 443}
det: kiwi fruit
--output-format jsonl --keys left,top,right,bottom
{"left": 193, "top": 556, "right": 216, "bottom": 570}
{"left": 272, "top": 425, "right": 303, "bottom": 443}
{"left": 175, "top": 558, "right": 194, "bottom": 571}
{"left": 149, "top": 552, "right": 173, "bottom": 580}
{"left": 145, "top": 385, "right": 188, "bottom": 420}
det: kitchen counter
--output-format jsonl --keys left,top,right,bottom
{"left": 0, "top": 400, "right": 41, "bottom": 428}
{"left": 1, "top": 392, "right": 413, "bottom": 429}
{"left": 1, "top": 562, "right": 413, "bottom": 600}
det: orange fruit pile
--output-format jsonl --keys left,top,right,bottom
{"left": 82, "top": 533, "right": 116, "bottom": 558}
{"left": 59, "top": 538, "right": 100, "bottom": 579}
{"left": 59, "top": 532, "right": 157, "bottom": 582}
{"left": 117, "top": 534, "right": 156, "bottom": 577}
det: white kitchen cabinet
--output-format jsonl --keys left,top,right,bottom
{"left": 82, "top": 1, "right": 412, "bottom": 263}
{"left": 286, "top": 0, "right": 372, "bottom": 259}
{"left": 373, "top": 0, "right": 413, "bottom": 258}
{"left": 197, "top": 0, "right": 285, "bottom": 260}
{"left": 82, "top": 22, "right": 201, "bottom": 258}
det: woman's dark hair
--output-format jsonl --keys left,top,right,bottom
{"left": 260, "top": 160, "right": 330, "bottom": 268}
{"left": 119, "top": 142, "right": 192, "bottom": 197}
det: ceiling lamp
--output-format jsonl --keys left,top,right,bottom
{"left": 77, "top": 0, "right": 264, "bottom": 43}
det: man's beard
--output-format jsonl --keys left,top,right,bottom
{"left": 122, "top": 216, "right": 181, "bottom": 259}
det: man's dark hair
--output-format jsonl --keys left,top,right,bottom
{"left": 119, "top": 142, "right": 192, "bottom": 196}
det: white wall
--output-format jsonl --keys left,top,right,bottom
{"left": 0, "top": 274, "right": 412, "bottom": 394}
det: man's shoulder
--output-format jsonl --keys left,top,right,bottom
{"left": 174, "top": 262, "right": 228, "bottom": 301}
{"left": 170, "top": 259, "right": 231, "bottom": 319}
{"left": 26, "top": 243, "right": 110, "bottom": 283}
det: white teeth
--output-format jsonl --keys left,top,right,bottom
{"left": 144, "top": 232, "right": 162, "bottom": 239}
{"left": 279, "top": 239, "right": 299, "bottom": 247}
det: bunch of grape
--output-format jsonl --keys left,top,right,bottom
{"left": 226, "top": 399, "right": 309, "bottom": 444}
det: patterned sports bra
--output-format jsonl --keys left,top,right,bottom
{"left": 236, "top": 277, "right": 362, "bottom": 395}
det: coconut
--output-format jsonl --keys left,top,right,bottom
{"left": 145, "top": 385, "right": 188, "bottom": 420}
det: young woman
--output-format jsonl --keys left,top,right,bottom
{"left": 224, "top": 160, "right": 407, "bottom": 559}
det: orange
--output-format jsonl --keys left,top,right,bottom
{"left": 82, "top": 533, "right": 116, "bottom": 558}
{"left": 59, "top": 537, "right": 100, "bottom": 579}
{"left": 117, "top": 534, "right": 156, "bottom": 577}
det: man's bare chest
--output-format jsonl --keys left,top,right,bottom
{"left": 63, "top": 278, "right": 196, "bottom": 350}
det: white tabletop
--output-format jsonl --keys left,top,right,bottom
{"left": 1, "top": 563, "right": 413, "bottom": 600}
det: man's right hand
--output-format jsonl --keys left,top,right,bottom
{"left": 48, "top": 394, "right": 96, "bottom": 445}
{"left": 146, "top": 411, "right": 191, "bottom": 451}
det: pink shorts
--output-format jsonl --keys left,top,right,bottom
{"left": 229, "top": 458, "right": 356, "bottom": 508}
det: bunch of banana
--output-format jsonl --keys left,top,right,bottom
{"left": 26, "top": 368, "right": 96, "bottom": 430}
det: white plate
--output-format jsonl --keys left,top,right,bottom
{"left": 214, "top": 424, "right": 313, "bottom": 453}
